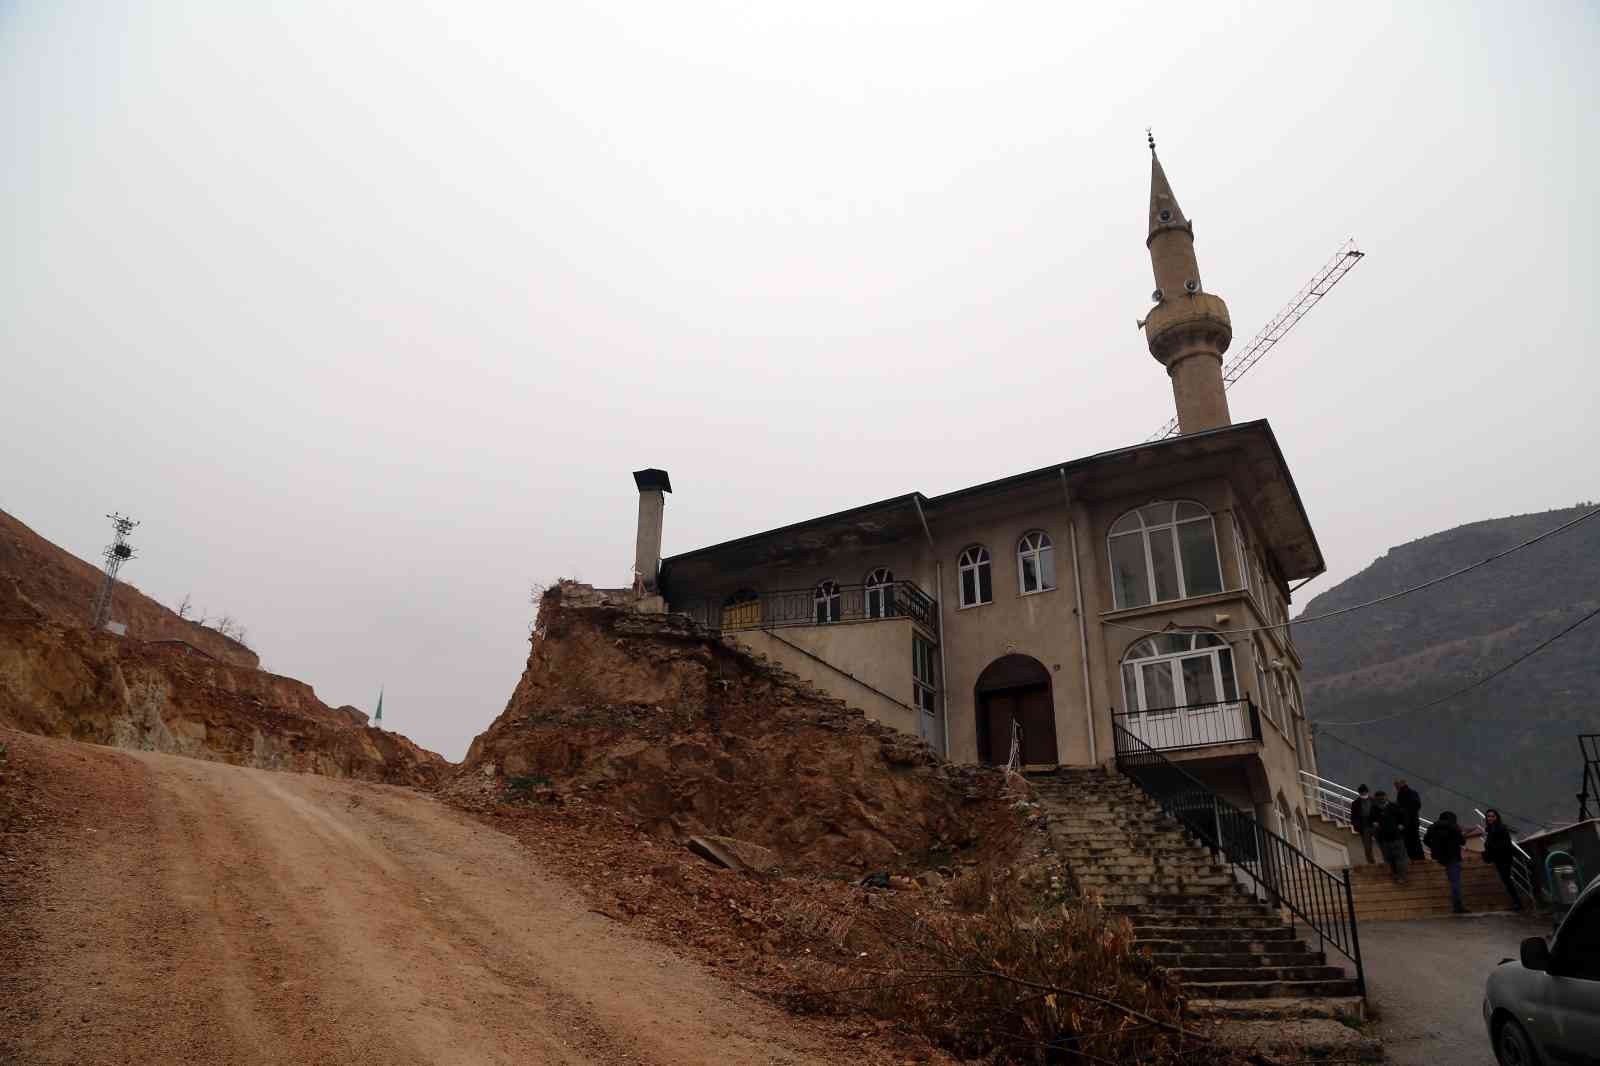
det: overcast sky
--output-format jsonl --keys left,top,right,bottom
{"left": 4, "top": 3, "right": 1595, "bottom": 761}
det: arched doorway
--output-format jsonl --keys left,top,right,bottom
{"left": 975, "top": 654, "right": 1058, "bottom": 767}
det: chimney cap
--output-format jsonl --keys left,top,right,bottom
{"left": 632, "top": 468, "right": 673, "bottom": 493}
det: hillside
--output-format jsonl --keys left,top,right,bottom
{"left": 1299, "top": 503, "right": 1600, "bottom": 830}
{"left": 0, "top": 508, "right": 257, "bottom": 667}
{"left": 0, "top": 507, "right": 447, "bottom": 785}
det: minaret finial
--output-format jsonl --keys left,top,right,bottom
{"left": 1146, "top": 127, "right": 1156, "bottom": 154}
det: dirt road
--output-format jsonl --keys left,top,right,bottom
{"left": 1, "top": 736, "right": 873, "bottom": 1065}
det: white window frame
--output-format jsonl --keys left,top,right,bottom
{"left": 1119, "top": 631, "right": 1240, "bottom": 712}
{"left": 814, "top": 580, "right": 841, "bottom": 624}
{"left": 957, "top": 546, "right": 992, "bottom": 608}
{"left": 1106, "top": 500, "right": 1225, "bottom": 610}
{"left": 864, "top": 567, "right": 894, "bottom": 618}
{"left": 1231, "top": 514, "right": 1251, "bottom": 592}
{"left": 1016, "top": 530, "right": 1056, "bottom": 595}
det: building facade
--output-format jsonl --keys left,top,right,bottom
{"left": 631, "top": 145, "right": 1349, "bottom": 865}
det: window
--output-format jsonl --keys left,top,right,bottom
{"left": 958, "top": 546, "right": 992, "bottom": 608}
{"left": 1017, "top": 531, "right": 1056, "bottom": 594}
{"left": 864, "top": 567, "right": 894, "bottom": 618}
{"left": 912, "top": 637, "right": 938, "bottom": 721}
{"left": 814, "top": 580, "right": 841, "bottom": 624}
{"left": 1107, "top": 501, "right": 1224, "bottom": 610}
{"left": 1120, "top": 631, "right": 1238, "bottom": 711}
{"left": 1231, "top": 514, "right": 1251, "bottom": 592}
{"left": 1253, "top": 641, "right": 1277, "bottom": 728}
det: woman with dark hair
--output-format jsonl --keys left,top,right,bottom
{"left": 1482, "top": 808, "right": 1523, "bottom": 912}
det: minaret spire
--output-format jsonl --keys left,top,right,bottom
{"left": 1141, "top": 138, "right": 1232, "bottom": 434}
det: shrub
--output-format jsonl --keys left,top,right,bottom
{"left": 786, "top": 870, "right": 1250, "bottom": 1065}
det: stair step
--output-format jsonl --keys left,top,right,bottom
{"left": 1168, "top": 964, "right": 1348, "bottom": 983}
{"left": 1184, "top": 978, "right": 1361, "bottom": 1000}
{"left": 1136, "top": 924, "right": 1297, "bottom": 941}
{"left": 1212, "top": 1017, "right": 1381, "bottom": 1060}
{"left": 1146, "top": 951, "right": 1326, "bottom": 968}
{"left": 1130, "top": 913, "right": 1286, "bottom": 929}
{"left": 1189, "top": 996, "right": 1366, "bottom": 1022}
{"left": 1137, "top": 937, "right": 1312, "bottom": 956}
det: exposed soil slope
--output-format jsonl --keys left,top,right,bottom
{"left": 455, "top": 583, "right": 1021, "bottom": 873}
{"left": 0, "top": 507, "right": 257, "bottom": 667}
{"left": 0, "top": 729, "right": 899, "bottom": 1066}
{"left": 0, "top": 614, "right": 444, "bottom": 786}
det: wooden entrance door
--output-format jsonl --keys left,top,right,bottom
{"left": 978, "top": 683, "right": 1058, "bottom": 767}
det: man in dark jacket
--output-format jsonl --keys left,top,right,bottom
{"left": 1395, "top": 779, "right": 1424, "bottom": 860}
{"left": 1423, "top": 810, "right": 1478, "bottom": 914}
{"left": 1373, "top": 790, "right": 1409, "bottom": 884}
{"left": 1349, "top": 784, "right": 1375, "bottom": 864}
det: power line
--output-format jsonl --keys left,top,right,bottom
{"left": 1313, "top": 729, "right": 1559, "bottom": 831}
{"left": 1315, "top": 602, "right": 1600, "bottom": 727}
{"left": 1104, "top": 503, "right": 1600, "bottom": 638}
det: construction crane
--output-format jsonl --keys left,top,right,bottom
{"left": 1148, "top": 239, "right": 1365, "bottom": 441}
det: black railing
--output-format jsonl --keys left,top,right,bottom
{"left": 1113, "top": 722, "right": 1365, "bottom": 997}
{"left": 1579, "top": 734, "right": 1600, "bottom": 823}
{"left": 1113, "top": 698, "right": 1262, "bottom": 752}
{"left": 683, "top": 580, "right": 938, "bottom": 636}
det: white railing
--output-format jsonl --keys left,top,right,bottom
{"left": 1299, "top": 770, "right": 1436, "bottom": 836}
{"left": 1299, "top": 770, "right": 1535, "bottom": 908}
{"left": 1473, "top": 807, "right": 1537, "bottom": 906}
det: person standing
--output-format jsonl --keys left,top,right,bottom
{"left": 1373, "top": 790, "right": 1408, "bottom": 884}
{"left": 1482, "top": 808, "right": 1524, "bottom": 912}
{"left": 1395, "top": 779, "right": 1424, "bottom": 861}
{"left": 1348, "top": 784, "right": 1376, "bottom": 864}
{"left": 1423, "top": 810, "right": 1476, "bottom": 914}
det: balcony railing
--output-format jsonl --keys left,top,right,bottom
{"left": 1112, "top": 698, "right": 1261, "bottom": 753}
{"left": 681, "top": 580, "right": 938, "bottom": 636}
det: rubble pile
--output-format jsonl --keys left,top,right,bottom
{"left": 452, "top": 581, "right": 1027, "bottom": 872}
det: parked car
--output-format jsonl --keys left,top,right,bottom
{"left": 1484, "top": 875, "right": 1600, "bottom": 1065}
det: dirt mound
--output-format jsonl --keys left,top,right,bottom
{"left": 0, "top": 508, "right": 257, "bottom": 668}
{"left": 0, "top": 617, "right": 445, "bottom": 786}
{"left": 452, "top": 583, "right": 1022, "bottom": 873}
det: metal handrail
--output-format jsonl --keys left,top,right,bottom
{"left": 1579, "top": 734, "right": 1599, "bottom": 823}
{"left": 1474, "top": 807, "right": 1538, "bottom": 906}
{"left": 1299, "top": 770, "right": 1434, "bottom": 838}
{"left": 1115, "top": 723, "right": 1365, "bottom": 997}
{"left": 1113, "top": 699, "right": 1262, "bottom": 751}
{"left": 686, "top": 579, "right": 939, "bottom": 636}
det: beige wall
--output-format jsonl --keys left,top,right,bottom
{"left": 730, "top": 619, "right": 923, "bottom": 739}
{"left": 665, "top": 457, "right": 1324, "bottom": 855}
{"left": 926, "top": 481, "right": 1090, "bottom": 767}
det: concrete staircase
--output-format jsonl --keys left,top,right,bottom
{"left": 1350, "top": 856, "right": 1521, "bottom": 920}
{"left": 1032, "top": 768, "right": 1380, "bottom": 1061}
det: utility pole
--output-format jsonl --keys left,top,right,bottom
{"left": 88, "top": 513, "right": 139, "bottom": 630}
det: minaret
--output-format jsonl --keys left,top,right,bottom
{"left": 1141, "top": 133, "right": 1232, "bottom": 434}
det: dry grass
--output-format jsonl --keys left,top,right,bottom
{"left": 785, "top": 869, "right": 1264, "bottom": 1065}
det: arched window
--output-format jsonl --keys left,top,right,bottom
{"left": 957, "top": 546, "right": 992, "bottom": 608}
{"left": 1016, "top": 531, "right": 1056, "bottom": 594}
{"left": 864, "top": 567, "right": 894, "bottom": 618}
{"left": 814, "top": 580, "right": 841, "bottom": 624}
{"left": 1120, "top": 631, "right": 1238, "bottom": 712}
{"left": 1107, "top": 501, "right": 1224, "bottom": 610}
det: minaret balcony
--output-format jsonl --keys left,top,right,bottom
{"left": 1144, "top": 292, "right": 1233, "bottom": 365}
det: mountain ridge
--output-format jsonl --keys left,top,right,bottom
{"left": 1299, "top": 503, "right": 1600, "bottom": 830}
